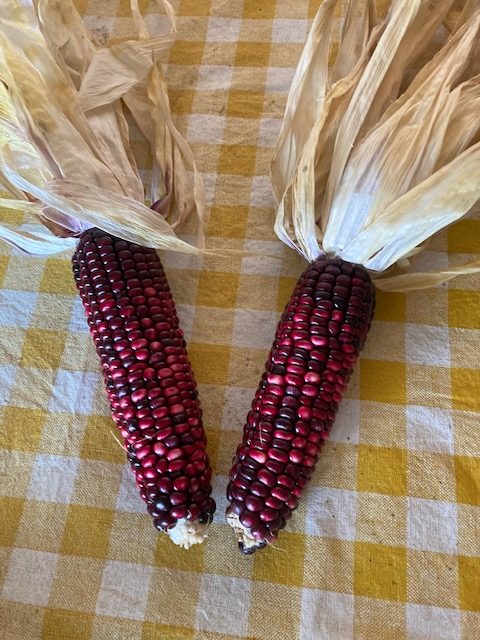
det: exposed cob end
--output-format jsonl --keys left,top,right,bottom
{"left": 168, "top": 518, "right": 210, "bottom": 549}
{"left": 226, "top": 510, "right": 265, "bottom": 554}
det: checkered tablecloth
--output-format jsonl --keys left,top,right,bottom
{"left": 1, "top": 1, "right": 479, "bottom": 639}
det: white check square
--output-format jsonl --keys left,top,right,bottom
{"left": 300, "top": 590, "right": 354, "bottom": 640}
{"left": 48, "top": 370, "right": 101, "bottom": 414}
{"left": 406, "top": 406, "right": 454, "bottom": 454}
{"left": 2, "top": 549, "right": 58, "bottom": 606}
{"left": 405, "top": 323, "right": 450, "bottom": 367}
{"left": 232, "top": 309, "right": 280, "bottom": 348}
{"left": 207, "top": 17, "right": 242, "bottom": 42}
{"left": 187, "top": 114, "right": 226, "bottom": 144}
{"left": 196, "top": 574, "right": 251, "bottom": 636}
{"left": 96, "top": 561, "right": 153, "bottom": 620}
{"left": 242, "top": 240, "right": 284, "bottom": 276}
{"left": 258, "top": 117, "right": 283, "bottom": 147}
{"left": 0, "top": 290, "right": 36, "bottom": 328}
{"left": 265, "top": 67, "right": 295, "bottom": 93}
{"left": 176, "top": 304, "right": 196, "bottom": 342}
{"left": 305, "top": 487, "right": 357, "bottom": 541}
{"left": 330, "top": 399, "right": 360, "bottom": 445}
{"left": 407, "top": 498, "right": 458, "bottom": 553}
{"left": 27, "top": 454, "right": 80, "bottom": 504}
{"left": 211, "top": 475, "right": 229, "bottom": 525}
{"left": 116, "top": 465, "right": 147, "bottom": 514}
{"left": 222, "top": 386, "right": 254, "bottom": 430}
{"left": 0, "top": 364, "right": 17, "bottom": 404}
{"left": 406, "top": 604, "right": 461, "bottom": 640}
{"left": 272, "top": 18, "right": 308, "bottom": 43}
{"left": 250, "top": 175, "right": 275, "bottom": 207}
{"left": 197, "top": 65, "right": 234, "bottom": 90}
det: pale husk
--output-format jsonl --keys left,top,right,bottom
{"left": 271, "top": 0, "right": 480, "bottom": 291}
{"left": 0, "top": 0, "right": 204, "bottom": 255}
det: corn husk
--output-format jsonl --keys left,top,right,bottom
{"left": 272, "top": 0, "right": 480, "bottom": 291}
{"left": 0, "top": 0, "right": 204, "bottom": 255}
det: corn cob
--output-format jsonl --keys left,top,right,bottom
{"left": 72, "top": 228, "right": 215, "bottom": 547}
{"left": 226, "top": 256, "right": 374, "bottom": 552}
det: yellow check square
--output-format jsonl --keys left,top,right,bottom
{"left": 169, "top": 41, "right": 205, "bottom": 65}
{"left": 80, "top": 415, "right": 126, "bottom": 464}
{"left": 0, "top": 255, "right": 9, "bottom": 286}
{"left": 187, "top": 343, "right": 231, "bottom": 385}
{"left": 227, "top": 91, "right": 265, "bottom": 118}
{"left": 243, "top": 0, "right": 276, "bottom": 19}
{"left": 0, "top": 407, "right": 46, "bottom": 452}
{"left": 449, "top": 290, "right": 480, "bottom": 329}
{"left": 448, "top": 219, "right": 480, "bottom": 253}
{"left": 20, "top": 329, "right": 66, "bottom": 369}
{"left": 455, "top": 455, "right": 480, "bottom": 506}
{"left": 39, "top": 258, "right": 76, "bottom": 295}
{"left": 277, "top": 277, "right": 297, "bottom": 312}
{"left": 357, "top": 445, "right": 407, "bottom": 496}
{"left": 196, "top": 271, "right": 240, "bottom": 308}
{"left": 459, "top": 556, "right": 480, "bottom": 611}
{"left": 451, "top": 368, "right": 480, "bottom": 411}
{"left": 60, "top": 505, "right": 114, "bottom": 559}
{"left": 354, "top": 541, "right": 407, "bottom": 601}
{"left": 218, "top": 145, "right": 257, "bottom": 176}
{"left": 169, "top": 89, "right": 196, "bottom": 115}
{"left": 42, "top": 609, "right": 93, "bottom": 640}
{"left": 374, "top": 290, "right": 406, "bottom": 323}
{"left": 208, "top": 205, "right": 249, "bottom": 238}
{"left": 156, "top": 535, "right": 205, "bottom": 573}
{"left": 179, "top": 0, "right": 211, "bottom": 15}
{"left": 360, "top": 360, "right": 406, "bottom": 405}
{"left": 142, "top": 622, "right": 194, "bottom": 640}
{"left": 0, "top": 497, "right": 24, "bottom": 546}
{"left": 235, "top": 42, "right": 271, "bottom": 67}
{"left": 253, "top": 532, "right": 306, "bottom": 587}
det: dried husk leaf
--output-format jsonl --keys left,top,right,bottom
{"left": 272, "top": 0, "right": 480, "bottom": 291}
{"left": 0, "top": 0, "right": 204, "bottom": 255}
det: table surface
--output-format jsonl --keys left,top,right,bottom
{"left": 0, "top": 1, "right": 479, "bottom": 639}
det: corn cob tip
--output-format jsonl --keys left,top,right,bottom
{"left": 226, "top": 511, "right": 265, "bottom": 554}
{"left": 168, "top": 518, "right": 210, "bottom": 549}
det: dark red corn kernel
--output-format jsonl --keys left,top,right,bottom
{"left": 227, "top": 257, "right": 374, "bottom": 551}
{"left": 257, "top": 469, "right": 276, "bottom": 488}
{"left": 250, "top": 481, "right": 270, "bottom": 498}
{"left": 245, "top": 496, "right": 263, "bottom": 512}
{"left": 234, "top": 475, "right": 250, "bottom": 492}
{"left": 72, "top": 231, "right": 215, "bottom": 538}
{"left": 240, "top": 510, "right": 261, "bottom": 529}
{"left": 251, "top": 525, "right": 269, "bottom": 541}
{"left": 277, "top": 475, "right": 295, "bottom": 490}
{"left": 265, "top": 459, "right": 285, "bottom": 475}
{"left": 259, "top": 508, "right": 279, "bottom": 523}
{"left": 265, "top": 496, "right": 284, "bottom": 510}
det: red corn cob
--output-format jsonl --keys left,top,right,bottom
{"left": 72, "top": 228, "right": 215, "bottom": 547}
{"left": 226, "top": 256, "right": 374, "bottom": 553}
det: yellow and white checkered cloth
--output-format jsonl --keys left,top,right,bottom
{"left": 1, "top": 1, "right": 479, "bottom": 638}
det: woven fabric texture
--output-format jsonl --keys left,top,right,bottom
{"left": 0, "top": 1, "right": 479, "bottom": 639}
